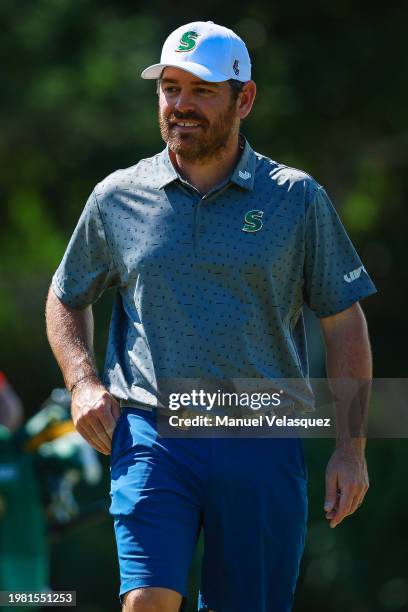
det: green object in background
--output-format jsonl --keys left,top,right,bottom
{"left": 0, "top": 388, "right": 106, "bottom": 610}
{"left": 0, "top": 425, "right": 48, "bottom": 593}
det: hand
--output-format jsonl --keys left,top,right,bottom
{"left": 71, "top": 377, "right": 121, "bottom": 455}
{"left": 324, "top": 443, "right": 369, "bottom": 528}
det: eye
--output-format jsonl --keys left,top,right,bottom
{"left": 163, "top": 86, "right": 179, "bottom": 94}
{"left": 195, "top": 87, "right": 213, "bottom": 95}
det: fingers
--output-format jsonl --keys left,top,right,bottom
{"left": 351, "top": 479, "right": 369, "bottom": 514}
{"left": 110, "top": 397, "right": 121, "bottom": 421}
{"left": 349, "top": 490, "right": 363, "bottom": 515}
{"left": 324, "top": 470, "right": 338, "bottom": 514}
{"left": 76, "top": 421, "right": 110, "bottom": 455}
{"left": 72, "top": 386, "right": 121, "bottom": 455}
{"left": 329, "top": 482, "right": 369, "bottom": 528}
{"left": 90, "top": 395, "right": 118, "bottom": 437}
{"left": 330, "top": 486, "right": 353, "bottom": 528}
{"left": 324, "top": 448, "right": 370, "bottom": 528}
{"left": 87, "top": 414, "right": 112, "bottom": 452}
{"left": 325, "top": 488, "right": 340, "bottom": 520}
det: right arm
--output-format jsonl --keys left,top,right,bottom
{"left": 45, "top": 287, "right": 120, "bottom": 455}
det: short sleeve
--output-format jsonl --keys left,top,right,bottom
{"left": 51, "top": 190, "right": 119, "bottom": 308}
{"left": 304, "top": 186, "right": 377, "bottom": 317}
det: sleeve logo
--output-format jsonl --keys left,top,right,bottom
{"left": 344, "top": 265, "right": 366, "bottom": 283}
{"left": 175, "top": 31, "right": 200, "bottom": 53}
{"left": 242, "top": 210, "right": 264, "bottom": 232}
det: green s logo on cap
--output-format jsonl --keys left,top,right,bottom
{"left": 242, "top": 210, "right": 264, "bottom": 233}
{"left": 175, "top": 31, "right": 199, "bottom": 53}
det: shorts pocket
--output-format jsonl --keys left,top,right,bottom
{"left": 110, "top": 411, "right": 126, "bottom": 459}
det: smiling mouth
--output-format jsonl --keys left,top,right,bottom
{"left": 171, "top": 121, "right": 202, "bottom": 130}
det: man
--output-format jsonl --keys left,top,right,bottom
{"left": 46, "top": 21, "right": 376, "bottom": 612}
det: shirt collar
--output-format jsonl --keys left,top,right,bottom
{"left": 155, "top": 147, "right": 180, "bottom": 189}
{"left": 229, "top": 135, "right": 256, "bottom": 191}
{"left": 155, "top": 134, "right": 257, "bottom": 192}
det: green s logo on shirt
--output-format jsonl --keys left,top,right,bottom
{"left": 175, "top": 31, "right": 199, "bottom": 53}
{"left": 242, "top": 210, "right": 264, "bottom": 233}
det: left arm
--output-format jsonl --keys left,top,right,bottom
{"left": 320, "top": 301, "right": 372, "bottom": 528}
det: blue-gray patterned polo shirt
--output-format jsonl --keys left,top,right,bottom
{"left": 51, "top": 138, "right": 377, "bottom": 410}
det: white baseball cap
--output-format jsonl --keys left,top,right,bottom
{"left": 141, "top": 21, "right": 251, "bottom": 83}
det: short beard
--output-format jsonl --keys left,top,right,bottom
{"left": 159, "top": 100, "right": 239, "bottom": 163}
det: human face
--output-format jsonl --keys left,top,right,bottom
{"left": 158, "top": 67, "right": 240, "bottom": 163}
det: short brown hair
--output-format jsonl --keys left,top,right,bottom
{"left": 228, "top": 79, "right": 245, "bottom": 101}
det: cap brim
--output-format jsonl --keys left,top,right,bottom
{"left": 141, "top": 61, "right": 229, "bottom": 83}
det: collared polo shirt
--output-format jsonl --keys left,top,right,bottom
{"left": 52, "top": 138, "right": 377, "bottom": 410}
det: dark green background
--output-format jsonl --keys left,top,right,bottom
{"left": 1, "top": 1, "right": 407, "bottom": 610}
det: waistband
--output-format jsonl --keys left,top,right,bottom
{"left": 119, "top": 399, "right": 155, "bottom": 412}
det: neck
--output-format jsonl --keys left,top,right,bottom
{"left": 169, "top": 133, "right": 241, "bottom": 195}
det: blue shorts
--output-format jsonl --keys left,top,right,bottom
{"left": 110, "top": 408, "right": 308, "bottom": 612}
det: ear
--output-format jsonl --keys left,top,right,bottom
{"left": 237, "top": 80, "right": 257, "bottom": 120}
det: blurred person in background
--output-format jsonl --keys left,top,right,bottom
{"left": 0, "top": 374, "right": 104, "bottom": 603}
{"left": 0, "top": 371, "right": 23, "bottom": 432}
{"left": 0, "top": 371, "right": 48, "bottom": 598}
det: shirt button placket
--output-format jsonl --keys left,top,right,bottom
{"left": 196, "top": 198, "right": 209, "bottom": 256}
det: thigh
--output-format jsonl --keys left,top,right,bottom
{"left": 199, "top": 437, "right": 308, "bottom": 612}
{"left": 122, "top": 586, "right": 183, "bottom": 611}
{"left": 110, "top": 409, "right": 209, "bottom": 600}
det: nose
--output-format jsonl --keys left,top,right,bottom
{"left": 174, "top": 89, "right": 196, "bottom": 114}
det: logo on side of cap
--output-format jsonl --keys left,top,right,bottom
{"left": 175, "top": 31, "right": 200, "bottom": 53}
{"left": 233, "top": 59, "right": 240, "bottom": 76}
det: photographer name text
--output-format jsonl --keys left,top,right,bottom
{"left": 168, "top": 415, "right": 332, "bottom": 429}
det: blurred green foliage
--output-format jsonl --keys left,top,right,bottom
{"left": 0, "top": 1, "right": 407, "bottom": 610}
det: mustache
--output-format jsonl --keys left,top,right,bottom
{"left": 168, "top": 111, "right": 207, "bottom": 125}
